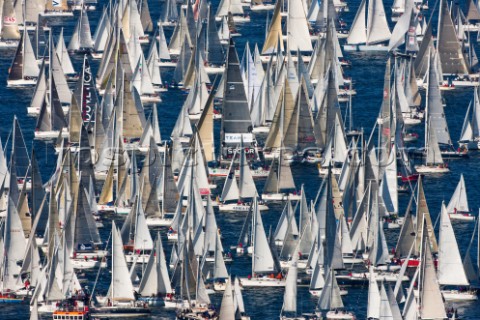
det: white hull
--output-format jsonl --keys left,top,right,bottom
{"left": 252, "top": 126, "right": 271, "bottom": 133}
{"left": 97, "top": 204, "right": 116, "bottom": 212}
{"left": 115, "top": 207, "right": 132, "bottom": 215}
{"left": 319, "top": 167, "right": 342, "bottom": 176}
{"left": 27, "top": 105, "right": 69, "bottom": 116}
{"left": 158, "top": 60, "right": 177, "bottom": 67}
{"left": 34, "top": 130, "right": 69, "bottom": 140}
{"left": 91, "top": 52, "right": 103, "bottom": 59}
{"left": 238, "top": 277, "right": 286, "bottom": 287}
{"left": 343, "top": 43, "right": 389, "bottom": 52}
{"left": 167, "top": 233, "right": 178, "bottom": 241}
{"left": 209, "top": 167, "right": 269, "bottom": 178}
{"left": 250, "top": 3, "right": 275, "bottom": 10}
{"left": 415, "top": 165, "right": 450, "bottom": 173}
{"left": 441, "top": 290, "right": 477, "bottom": 301}
{"left": 310, "top": 288, "right": 348, "bottom": 297}
{"left": 71, "top": 258, "right": 106, "bottom": 269}
{"left": 157, "top": 21, "right": 177, "bottom": 27}
{"left": 140, "top": 96, "right": 162, "bottom": 103}
{"left": 41, "top": 11, "right": 74, "bottom": 17}
{"left": 325, "top": 311, "right": 355, "bottom": 320}
{"left": 337, "top": 271, "right": 408, "bottom": 282}
{"left": 215, "top": 15, "right": 250, "bottom": 23}
{"left": 0, "top": 40, "right": 19, "bottom": 48}
{"left": 7, "top": 78, "right": 37, "bottom": 87}
{"left": 145, "top": 216, "right": 173, "bottom": 227}
{"left": 280, "top": 260, "right": 308, "bottom": 269}
{"left": 125, "top": 254, "right": 150, "bottom": 264}
{"left": 262, "top": 193, "right": 302, "bottom": 201}
{"left": 449, "top": 213, "right": 475, "bottom": 221}
{"left": 204, "top": 65, "right": 225, "bottom": 74}
{"left": 452, "top": 80, "right": 480, "bottom": 87}
{"left": 218, "top": 202, "right": 269, "bottom": 212}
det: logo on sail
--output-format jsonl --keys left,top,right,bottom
{"left": 52, "top": 0, "right": 61, "bottom": 7}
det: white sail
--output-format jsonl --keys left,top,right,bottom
{"left": 133, "top": 200, "right": 154, "bottom": 251}
{"left": 233, "top": 277, "right": 246, "bottom": 315}
{"left": 379, "top": 281, "right": 394, "bottom": 319}
{"left": 56, "top": 28, "right": 75, "bottom": 75}
{"left": 24, "top": 31, "right": 39, "bottom": 77}
{"left": 2, "top": 198, "right": 27, "bottom": 290}
{"left": 252, "top": 198, "right": 276, "bottom": 274}
{"left": 367, "top": 266, "right": 381, "bottom": 319}
{"left": 282, "top": 257, "right": 298, "bottom": 313}
{"left": 366, "top": 0, "right": 391, "bottom": 44}
{"left": 446, "top": 174, "right": 470, "bottom": 214}
{"left": 419, "top": 220, "right": 447, "bottom": 320}
{"left": 219, "top": 278, "right": 235, "bottom": 320}
{"left": 438, "top": 203, "right": 469, "bottom": 286}
{"left": 109, "top": 221, "right": 136, "bottom": 302}
{"left": 380, "top": 148, "right": 398, "bottom": 214}
{"left": 317, "top": 267, "right": 344, "bottom": 310}
{"left": 347, "top": 0, "right": 367, "bottom": 44}
{"left": 221, "top": 156, "right": 240, "bottom": 202}
{"left": 239, "top": 146, "right": 257, "bottom": 199}
{"left": 287, "top": 0, "right": 313, "bottom": 52}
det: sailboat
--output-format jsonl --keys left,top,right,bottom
{"left": 239, "top": 198, "right": 286, "bottom": 287}
{"left": 415, "top": 51, "right": 450, "bottom": 174}
{"left": 437, "top": 202, "right": 477, "bottom": 300}
{"left": 459, "top": 86, "right": 480, "bottom": 150}
{"left": 446, "top": 174, "right": 474, "bottom": 221}
{"left": 0, "top": 0, "right": 20, "bottom": 48}
{"left": 316, "top": 268, "right": 355, "bottom": 320}
{"left": 218, "top": 147, "right": 268, "bottom": 212}
{"left": 250, "top": 0, "right": 275, "bottom": 11}
{"left": 344, "top": 0, "right": 392, "bottom": 51}
{"left": 280, "top": 257, "right": 312, "bottom": 320}
{"left": 34, "top": 56, "right": 69, "bottom": 140}
{"left": 42, "top": 0, "right": 73, "bottom": 16}
{"left": 136, "top": 233, "right": 177, "bottom": 306}
{"left": 216, "top": 0, "right": 250, "bottom": 22}
{"left": 158, "top": 0, "right": 179, "bottom": 27}
{"left": 7, "top": 27, "right": 39, "bottom": 87}
{"left": 121, "top": 196, "right": 154, "bottom": 264}
{"left": 262, "top": 146, "right": 301, "bottom": 201}
{"left": 92, "top": 221, "right": 150, "bottom": 317}
{"left": 68, "top": 9, "right": 94, "bottom": 54}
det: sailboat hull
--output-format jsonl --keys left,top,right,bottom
{"left": 343, "top": 44, "right": 389, "bottom": 52}
{"left": 71, "top": 258, "right": 106, "bottom": 270}
{"left": 34, "top": 130, "right": 69, "bottom": 140}
{"left": 91, "top": 52, "right": 103, "bottom": 59}
{"left": 7, "top": 78, "right": 37, "bottom": 87}
{"left": 441, "top": 290, "right": 478, "bottom": 301}
{"left": 218, "top": 202, "right": 269, "bottom": 212}
{"left": 325, "top": 311, "right": 355, "bottom": 320}
{"left": 448, "top": 212, "right": 475, "bottom": 221}
{"left": 336, "top": 271, "right": 408, "bottom": 283}
{"left": 261, "top": 193, "right": 302, "bottom": 201}
{"left": 414, "top": 165, "right": 450, "bottom": 174}
{"left": 0, "top": 40, "right": 19, "bottom": 48}
{"left": 41, "top": 11, "right": 74, "bottom": 17}
{"left": 91, "top": 306, "right": 150, "bottom": 318}
{"left": 145, "top": 217, "right": 173, "bottom": 227}
{"left": 204, "top": 65, "right": 225, "bottom": 74}
{"left": 215, "top": 15, "right": 250, "bottom": 23}
{"left": 27, "top": 105, "right": 69, "bottom": 116}
{"left": 250, "top": 4, "right": 275, "bottom": 10}
{"left": 238, "top": 277, "right": 286, "bottom": 287}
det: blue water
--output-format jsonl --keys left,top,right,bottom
{"left": 2, "top": 0, "right": 480, "bottom": 319}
